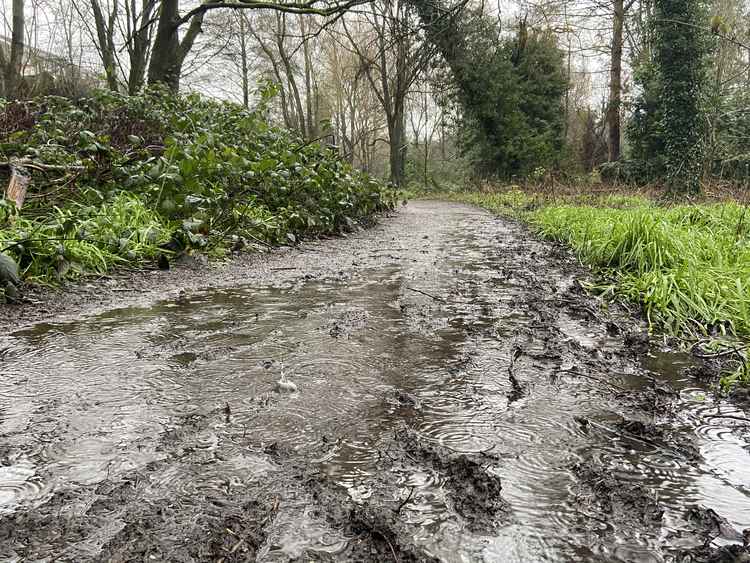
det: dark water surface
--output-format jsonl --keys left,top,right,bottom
{"left": 1, "top": 202, "right": 748, "bottom": 562}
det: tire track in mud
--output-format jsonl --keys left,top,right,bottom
{"left": 1, "top": 201, "right": 749, "bottom": 562}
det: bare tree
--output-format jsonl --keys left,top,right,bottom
{"left": 88, "top": 0, "right": 119, "bottom": 89}
{"left": 145, "top": 0, "right": 365, "bottom": 92}
{"left": 0, "top": 0, "right": 25, "bottom": 98}
{"left": 319, "top": 20, "right": 387, "bottom": 170}
{"left": 606, "top": 0, "right": 637, "bottom": 161}
{"left": 123, "top": 0, "right": 157, "bottom": 93}
{"left": 341, "top": 0, "right": 432, "bottom": 185}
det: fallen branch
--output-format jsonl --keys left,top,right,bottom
{"left": 1, "top": 159, "right": 86, "bottom": 172}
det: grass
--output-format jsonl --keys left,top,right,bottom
{"left": 432, "top": 186, "right": 750, "bottom": 388}
{"left": 0, "top": 193, "right": 170, "bottom": 284}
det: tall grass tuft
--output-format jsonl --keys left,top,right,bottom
{"left": 530, "top": 201, "right": 750, "bottom": 339}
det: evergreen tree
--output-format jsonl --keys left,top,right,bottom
{"left": 654, "top": 0, "right": 708, "bottom": 193}
{"left": 455, "top": 21, "right": 568, "bottom": 178}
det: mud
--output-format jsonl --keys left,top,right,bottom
{"left": 571, "top": 460, "right": 664, "bottom": 532}
{"left": 1, "top": 201, "right": 750, "bottom": 562}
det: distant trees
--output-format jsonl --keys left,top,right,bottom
{"left": 146, "top": 0, "right": 363, "bottom": 91}
{"left": 415, "top": 5, "right": 568, "bottom": 178}
{"left": 3, "top": 0, "right": 750, "bottom": 192}
{"left": 341, "top": 0, "right": 432, "bottom": 186}
{"left": 79, "top": 0, "right": 156, "bottom": 94}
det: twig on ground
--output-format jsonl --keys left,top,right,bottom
{"left": 0, "top": 159, "right": 86, "bottom": 172}
{"left": 384, "top": 535, "right": 398, "bottom": 562}
{"left": 394, "top": 486, "right": 415, "bottom": 514}
{"left": 692, "top": 343, "right": 749, "bottom": 359}
{"left": 558, "top": 368, "right": 627, "bottom": 392}
{"left": 405, "top": 286, "right": 445, "bottom": 302}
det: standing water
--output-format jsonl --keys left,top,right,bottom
{"left": 1, "top": 202, "right": 748, "bottom": 562}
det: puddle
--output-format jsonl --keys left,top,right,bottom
{"left": 0, "top": 201, "right": 748, "bottom": 561}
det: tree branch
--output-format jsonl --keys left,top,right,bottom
{"left": 177, "top": 0, "right": 370, "bottom": 26}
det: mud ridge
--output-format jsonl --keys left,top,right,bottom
{"left": 304, "top": 474, "right": 439, "bottom": 563}
{"left": 571, "top": 461, "right": 664, "bottom": 530}
{"left": 394, "top": 426, "right": 509, "bottom": 532}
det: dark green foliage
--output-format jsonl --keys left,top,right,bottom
{"left": 709, "top": 90, "right": 750, "bottom": 180}
{"left": 0, "top": 87, "right": 395, "bottom": 284}
{"left": 655, "top": 0, "right": 708, "bottom": 193}
{"left": 457, "top": 25, "right": 568, "bottom": 178}
{"left": 625, "top": 0, "right": 708, "bottom": 190}
{"left": 412, "top": 1, "right": 568, "bottom": 180}
{"left": 626, "top": 58, "right": 667, "bottom": 182}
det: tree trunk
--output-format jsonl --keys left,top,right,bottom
{"left": 275, "top": 15, "right": 307, "bottom": 137}
{"left": 250, "top": 25, "right": 293, "bottom": 127}
{"left": 90, "top": 0, "right": 119, "bottom": 91}
{"left": 388, "top": 102, "right": 406, "bottom": 186}
{"left": 607, "top": 0, "right": 624, "bottom": 162}
{"left": 300, "top": 17, "right": 317, "bottom": 138}
{"left": 238, "top": 13, "right": 250, "bottom": 108}
{"left": 148, "top": 0, "right": 181, "bottom": 90}
{"left": 147, "top": 0, "right": 205, "bottom": 92}
{"left": 127, "top": 0, "right": 155, "bottom": 94}
{"left": 5, "top": 0, "right": 25, "bottom": 99}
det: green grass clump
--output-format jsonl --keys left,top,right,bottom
{"left": 430, "top": 188, "right": 539, "bottom": 216}
{"left": 529, "top": 201, "right": 750, "bottom": 339}
{"left": 1, "top": 193, "right": 170, "bottom": 283}
{"left": 0, "top": 87, "right": 395, "bottom": 285}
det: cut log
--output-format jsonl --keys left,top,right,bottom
{"left": 6, "top": 166, "right": 30, "bottom": 209}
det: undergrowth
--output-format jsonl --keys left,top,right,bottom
{"left": 0, "top": 87, "right": 395, "bottom": 288}
{"left": 436, "top": 188, "right": 750, "bottom": 387}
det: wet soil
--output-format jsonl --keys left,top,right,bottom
{"left": 1, "top": 201, "right": 749, "bottom": 562}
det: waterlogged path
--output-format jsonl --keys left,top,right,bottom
{"left": 1, "top": 201, "right": 749, "bottom": 562}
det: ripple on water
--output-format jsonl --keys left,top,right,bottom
{"left": 417, "top": 422, "right": 495, "bottom": 453}
{"left": 146, "top": 452, "right": 275, "bottom": 499}
{"left": 260, "top": 498, "right": 348, "bottom": 561}
{"left": 0, "top": 458, "right": 44, "bottom": 512}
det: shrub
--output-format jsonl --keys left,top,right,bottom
{"left": 0, "top": 87, "right": 395, "bottom": 284}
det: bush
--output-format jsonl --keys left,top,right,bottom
{"left": 598, "top": 159, "right": 665, "bottom": 185}
{"left": 0, "top": 87, "right": 395, "bottom": 284}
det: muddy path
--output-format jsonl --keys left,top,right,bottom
{"left": 1, "top": 201, "right": 749, "bottom": 562}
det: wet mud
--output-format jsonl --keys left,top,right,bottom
{"left": 1, "top": 201, "right": 749, "bottom": 562}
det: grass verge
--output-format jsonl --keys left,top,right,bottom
{"left": 432, "top": 187, "right": 750, "bottom": 388}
